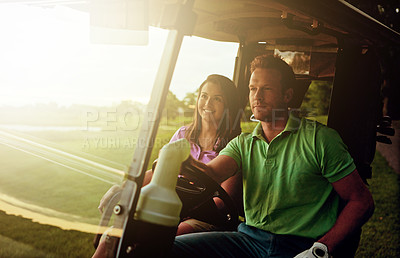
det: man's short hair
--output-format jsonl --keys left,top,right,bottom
{"left": 250, "top": 54, "right": 296, "bottom": 92}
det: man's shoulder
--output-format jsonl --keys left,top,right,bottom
{"left": 299, "top": 117, "right": 335, "bottom": 133}
{"left": 237, "top": 131, "right": 254, "bottom": 141}
{"left": 237, "top": 123, "right": 262, "bottom": 140}
{"left": 298, "top": 118, "right": 345, "bottom": 146}
{"left": 222, "top": 131, "right": 253, "bottom": 150}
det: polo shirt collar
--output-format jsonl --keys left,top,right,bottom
{"left": 251, "top": 122, "right": 264, "bottom": 140}
{"left": 251, "top": 113, "right": 302, "bottom": 140}
{"left": 283, "top": 113, "right": 302, "bottom": 132}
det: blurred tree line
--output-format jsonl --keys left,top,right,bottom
{"left": 301, "top": 81, "right": 333, "bottom": 117}
{"left": 165, "top": 91, "right": 196, "bottom": 120}
{"left": 0, "top": 90, "right": 197, "bottom": 126}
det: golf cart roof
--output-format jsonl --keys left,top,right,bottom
{"left": 17, "top": 0, "right": 400, "bottom": 46}
{"left": 148, "top": 0, "right": 400, "bottom": 46}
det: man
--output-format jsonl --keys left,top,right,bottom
{"left": 170, "top": 55, "right": 374, "bottom": 258}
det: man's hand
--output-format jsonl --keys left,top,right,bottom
{"left": 98, "top": 185, "right": 122, "bottom": 213}
{"left": 181, "top": 155, "right": 237, "bottom": 184}
{"left": 294, "top": 242, "right": 330, "bottom": 258}
{"left": 180, "top": 155, "right": 217, "bottom": 179}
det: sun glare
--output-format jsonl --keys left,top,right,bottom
{"left": 0, "top": 4, "right": 167, "bottom": 107}
{"left": 0, "top": 3, "right": 238, "bottom": 108}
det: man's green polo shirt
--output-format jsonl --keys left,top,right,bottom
{"left": 220, "top": 116, "right": 356, "bottom": 239}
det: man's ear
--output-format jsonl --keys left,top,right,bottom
{"left": 284, "top": 88, "right": 294, "bottom": 104}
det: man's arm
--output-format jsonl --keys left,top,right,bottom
{"left": 317, "top": 169, "right": 375, "bottom": 253}
{"left": 208, "top": 155, "right": 239, "bottom": 183}
{"left": 188, "top": 154, "right": 239, "bottom": 184}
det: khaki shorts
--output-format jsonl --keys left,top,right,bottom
{"left": 181, "top": 218, "right": 218, "bottom": 232}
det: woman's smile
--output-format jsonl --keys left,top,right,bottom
{"left": 198, "top": 82, "right": 225, "bottom": 124}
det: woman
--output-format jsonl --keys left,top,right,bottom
{"left": 94, "top": 75, "right": 242, "bottom": 257}
{"left": 168, "top": 74, "right": 242, "bottom": 235}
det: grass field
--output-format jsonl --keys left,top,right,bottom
{"left": 0, "top": 210, "right": 95, "bottom": 258}
{"left": 0, "top": 120, "right": 399, "bottom": 257}
{"left": 0, "top": 121, "right": 179, "bottom": 257}
{"left": 0, "top": 120, "right": 179, "bottom": 222}
{"left": 355, "top": 152, "right": 400, "bottom": 257}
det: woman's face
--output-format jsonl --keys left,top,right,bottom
{"left": 197, "top": 82, "right": 226, "bottom": 126}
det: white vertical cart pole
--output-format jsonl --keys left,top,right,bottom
{"left": 107, "top": 1, "right": 197, "bottom": 257}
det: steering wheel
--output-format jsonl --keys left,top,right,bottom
{"left": 93, "top": 159, "right": 240, "bottom": 248}
{"left": 175, "top": 159, "right": 239, "bottom": 231}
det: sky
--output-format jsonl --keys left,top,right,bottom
{"left": 0, "top": 3, "right": 238, "bottom": 107}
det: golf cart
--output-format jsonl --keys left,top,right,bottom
{"left": 0, "top": 0, "right": 399, "bottom": 257}
{"left": 90, "top": 0, "right": 400, "bottom": 257}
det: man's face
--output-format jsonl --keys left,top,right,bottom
{"left": 249, "top": 68, "right": 289, "bottom": 122}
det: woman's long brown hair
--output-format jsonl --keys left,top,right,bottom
{"left": 185, "top": 74, "right": 242, "bottom": 152}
